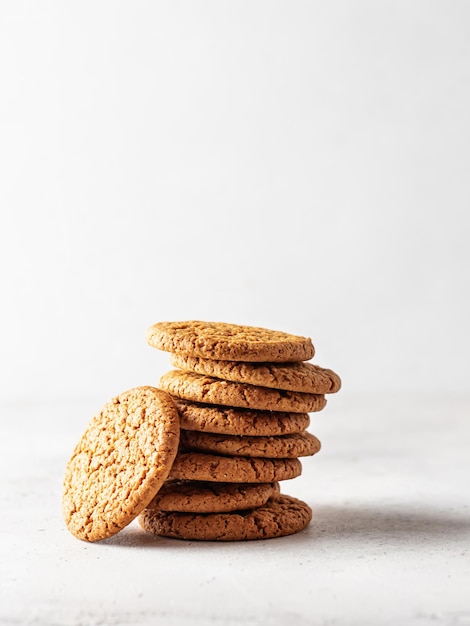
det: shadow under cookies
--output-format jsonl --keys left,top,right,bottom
{"left": 98, "top": 502, "right": 470, "bottom": 551}
{"left": 303, "top": 502, "right": 470, "bottom": 548}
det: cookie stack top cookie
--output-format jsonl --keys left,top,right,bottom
{"left": 146, "top": 321, "right": 315, "bottom": 362}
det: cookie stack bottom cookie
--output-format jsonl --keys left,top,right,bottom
{"left": 141, "top": 320, "right": 340, "bottom": 541}
{"left": 139, "top": 479, "right": 303, "bottom": 541}
{"left": 139, "top": 493, "right": 312, "bottom": 541}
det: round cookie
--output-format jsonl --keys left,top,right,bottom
{"left": 146, "top": 320, "right": 314, "bottom": 362}
{"left": 168, "top": 451, "right": 302, "bottom": 483}
{"left": 159, "top": 370, "right": 326, "bottom": 414}
{"left": 149, "top": 480, "right": 279, "bottom": 513}
{"left": 171, "top": 354, "right": 341, "bottom": 394}
{"left": 139, "top": 494, "right": 312, "bottom": 541}
{"left": 173, "top": 398, "right": 311, "bottom": 436}
{"left": 62, "top": 387, "right": 180, "bottom": 542}
{"left": 181, "top": 430, "right": 321, "bottom": 459}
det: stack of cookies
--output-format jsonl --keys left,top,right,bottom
{"left": 62, "top": 320, "right": 340, "bottom": 544}
{"left": 139, "top": 321, "right": 341, "bottom": 541}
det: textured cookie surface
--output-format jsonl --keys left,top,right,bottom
{"left": 181, "top": 430, "right": 321, "bottom": 459}
{"left": 169, "top": 452, "right": 302, "bottom": 483}
{"left": 62, "top": 387, "right": 180, "bottom": 542}
{"left": 173, "top": 398, "right": 311, "bottom": 436}
{"left": 171, "top": 354, "right": 341, "bottom": 394}
{"left": 147, "top": 321, "right": 314, "bottom": 362}
{"left": 159, "top": 370, "right": 326, "bottom": 413}
{"left": 139, "top": 494, "right": 312, "bottom": 541}
{"left": 149, "top": 480, "right": 279, "bottom": 513}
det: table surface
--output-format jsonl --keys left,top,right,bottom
{"left": 1, "top": 393, "right": 469, "bottom": 626}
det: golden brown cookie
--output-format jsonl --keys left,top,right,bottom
{"left": 180, "top": 430, "right": 321, "bottom": 459}
{"left": 146, "top": 320, "right": 314, "bottom": 362}
{"left": 139, "top": 494, "right": 312, "bottom": 541}
{"left": 173, "top": 398, "right": 311, "bottom": 436}
{"left": 62, "top": 387, "right": 180, "bottom": 542}
{"left": 159, "top": 370, "right": 326, "bottom": 413}
{"left": 168, "top": 451, "right": 302, "bottom": 483}
{"left": 170, "top": 354, "right": 341, "bottom": 394}
{"left": 149, "top": 480, "right": 279, "bottom": 513}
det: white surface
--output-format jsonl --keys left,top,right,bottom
{"left": 1, "top": 394, "right": 469, "bottom": 626}
{"left": 1, "top": 1, "right": 470, "bottom": 402}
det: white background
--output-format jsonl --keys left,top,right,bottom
{"left": 1, "top": 0, "right": 469, "bottom": 403}
{"left": 1, "top": 5, "right": 470, "bottom": 626}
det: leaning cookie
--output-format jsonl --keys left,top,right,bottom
{"left": 170, "top": 354, "right": 341, "bottom": 394}
{"left": 180, "top": 430, "right": 321, "bottom": 459}
{"left": 139, "top": 494, "right": 312, "bottom": 541}
{"left": 148, "top": 480, "right": 279, "bottom": 513}
{"left": 168, "top": 451, "right": 302, "bottom": 483}
{"left": 159, "top": 370, "right": 326, "bottom": 413}
{"left": 146, "top": 320, "right": 314, "bottom": 362}
{"left": 173, "top": 398, "right": 311, "bottom": 436}
{"left": 62, "top": 387, "right": 180, "bottom": 542}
